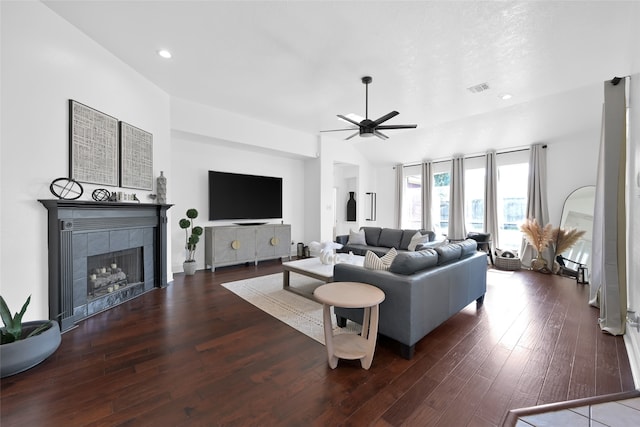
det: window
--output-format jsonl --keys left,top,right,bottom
{"left": 401, "top": 165, "right": 422, "bottom": 229}
{"left": 432, "top": 171, "right": 450, "bottom": 236}
{"left": 464, "top": 158, "right": 485, "bottom": 233}
{"left": 496, "top": 151, "right": 529, "bottom": 251}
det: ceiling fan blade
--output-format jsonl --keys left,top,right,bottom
{"left": 337, "top": 114, "right": 361, "bottom": 127}
{"left": 320, "top": 127, "right": 358, "bottom": 133}
{"left": 373, "top": 111, "right": 399, "bottom": 126}
{"left": 345, "top": 131, "right": 360, "bottom": 140}
{"left": 374, "top": 130, "right": 389, "bottom": 140}
{"left": 376, "top": 124, "right": 418, "bottom": 130}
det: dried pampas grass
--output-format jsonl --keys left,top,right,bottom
{"left": 520, "top": 218, "right": 554, "bottom": 254}
{"left": 552, "top": 227, "right": 586, "bottom": 254}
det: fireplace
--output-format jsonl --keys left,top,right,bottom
{"left": 40, "top": 200, "right": 171, "bottom": 332}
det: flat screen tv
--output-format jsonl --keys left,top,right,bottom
{"left": 209, "top": 171, "right": 282, "bottom": 221}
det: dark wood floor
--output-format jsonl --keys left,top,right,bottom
{"left": 1, "top": 261, "right": 635, "bottom": 426}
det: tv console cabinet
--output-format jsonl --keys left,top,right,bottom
{"left": 204, "top": 224, "right": 291, "bottom": 271}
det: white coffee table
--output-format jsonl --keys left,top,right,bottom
{"left": 282, "top": 255, "right": 364, "bottom": 300}
{"left": 313, "top": 282, "right": 385, "bottom": 370}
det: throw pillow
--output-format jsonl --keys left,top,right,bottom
{"left": 364, "top": 248, "right": 397, "bottom": 271}
{"left": 408, "top": 231, "right": 432, "bottom": 251}
{"left": 347, "top": 229, "right": 366, "bottom": 245}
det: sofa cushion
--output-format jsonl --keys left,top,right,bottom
{"left": 435, "top": 243, "right": 463, "bottom": 265}
{"left": 361, "top": 227, "right": 382, "bottom": 246}
{"left": 389, "top": 249, "right": 438, "bottom": 275}
{"left": 399, "top": 229, "right": 419, "bottom": 250}
{"left": 378, "top": 228, "right": 404, "bottom": 249}
{"left": 347, "top": 229, "right": 367, "bottom": 245}
{"left": 408, "top": 231, "right": 434, "bottom": 251}
{"left": 457, "top": 239, "right": 477, "bottom": 258}
{"left": 364, "top": 248, "right": 396, "bottom": 271}
{"left": 415, "top": 237, "right": 448, "bottom": 251}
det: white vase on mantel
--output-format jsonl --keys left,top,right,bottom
{"left": 157, "top": 171, "right": 167, "bottom": 204}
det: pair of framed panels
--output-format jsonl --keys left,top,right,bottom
{"left": 69, "top": 99, "right": 153, "bottom": 190}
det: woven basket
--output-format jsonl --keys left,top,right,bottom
{"left": 495, "top": 256, "right": 521, "bottom": 271}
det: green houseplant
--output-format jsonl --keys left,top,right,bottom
{"left": 1, "top": 295, "right": 61, "bottom": 378}
{"left": 179, "top": 208, "right": 203, "bottom": 275}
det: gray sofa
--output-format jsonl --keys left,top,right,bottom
{"left": 333, "top": 239, "right": 487, "bottom": 359}
{"left": 336, "top": 226, "right": 437, "bottom": 257}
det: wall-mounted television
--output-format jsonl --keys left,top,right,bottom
{"left": 209, "top": 171, "right": 282, "bottom": 221}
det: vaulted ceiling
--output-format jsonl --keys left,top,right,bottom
{"left": 43, "top": 1, "right": 639, "bottom": 165}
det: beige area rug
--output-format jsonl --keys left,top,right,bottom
{"left": 221, "top": 273, "right": 361, "bottom": 345}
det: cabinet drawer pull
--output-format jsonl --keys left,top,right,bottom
{"left": 231, "top": 240, "right": 240, "bottom": 250}
{"left": 270, "top": 237, "right": 279, "bottom": 246}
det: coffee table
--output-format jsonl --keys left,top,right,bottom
{"left": 282, "top": 255, "right": 364, "bottom": 300}
{"left": 313, "top": 281, "right": 385, "bottom": 370}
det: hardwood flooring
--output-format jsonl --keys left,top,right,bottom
{"left": 1, "top": 262, "right": 635, "bottom": 426}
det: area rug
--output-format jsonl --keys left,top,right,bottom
{"left": 221, "top": 273, "right": 361, "bottom": 345}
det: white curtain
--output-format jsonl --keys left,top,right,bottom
{"left": 448, "top": 156, "right": 466, "bottom": 240}
{"left": 394, "top": 164, "right": 403, "bottom": 229}
{"left": 589, "top": 78, "right": 627, "bottom": 336}
{"left": 520, "top": 144, "right": 550, "bottom": 267}
{"left": 421, "top": 161, "right": 434, "bottom": 232}
{"left": 484, "top": 151, "right": 499, "bottom": 253}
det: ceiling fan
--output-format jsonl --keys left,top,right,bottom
{"left": 322, "top": 76, "right": 417, "bottom": 140}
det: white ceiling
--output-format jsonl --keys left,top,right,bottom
{"left": 43, "top": 1, "right": 639, "bottom": 165}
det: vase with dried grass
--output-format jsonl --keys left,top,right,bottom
{"left": 520, "top": 218, "right": 554, "bottom": 272}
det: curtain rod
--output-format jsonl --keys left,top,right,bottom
{"left": 400, "top": 145, "right": 546, "bottom": 168}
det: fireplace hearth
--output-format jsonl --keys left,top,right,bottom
{"left": 40, "top": 200, "right": 171, "bottom": 331}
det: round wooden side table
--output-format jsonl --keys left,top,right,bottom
{"left": 313, "top": 281, "right": 385, "bottom": 370}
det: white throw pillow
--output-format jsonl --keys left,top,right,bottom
{"left": 347, "top": 229, "right": 367, "bottom": 245}
{"left": 364, "top": 248, "right": 397, "bottom": 271}
{"left": 408, "top": 232, "right": 432, "bottom": 251}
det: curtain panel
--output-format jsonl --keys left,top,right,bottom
{"left": 394, "top": 164, "right": 403, "bottom": 229}
{"left": 421, "top": 161, "right": 434, "bottom": 232}
{"left": 589, "top": 78, "right": 628, "bottom": 336}
{"left": 484, "top": 151, "right": 499, "bottom": 253}
{"left": 448, "top": 156, "right": 466, "bottom": 240}
{"left": 520, "top": 144, "right": 550, "bottom": 267}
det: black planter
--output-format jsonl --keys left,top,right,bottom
{"left": 347, "top": 192, "right": 356, "bottom": 221}
{"left": 0, "top": 320, "right": 61, "bottom": 378}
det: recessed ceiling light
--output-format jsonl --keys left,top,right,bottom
{"left": 157, "top": 49, "right": 172, "bottom": 59}
{"left": 499, "top": 93, "right": 513, "bottom": 100}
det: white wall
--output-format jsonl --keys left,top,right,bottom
{"left": 625, "top": 72, "right": 640, "bottom": 385}
{"left": 0, "top": 2, "right": 171, "bottom": 320}
{"left": 169, "top": 132, "right": 307, "bottom": 272}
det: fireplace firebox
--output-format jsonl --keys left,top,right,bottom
{"left": 40, "top": 200, "right": 172, "bottom": 332}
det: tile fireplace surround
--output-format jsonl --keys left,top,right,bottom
{"left": 39, "top": 200, "right": 171, "bottom": 332}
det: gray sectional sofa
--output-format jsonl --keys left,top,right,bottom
{"left": 336, "top": 226, "right": 437, "bottom": 257}
{"left": 333, "top": 239, "right": 487, "bottom": 359}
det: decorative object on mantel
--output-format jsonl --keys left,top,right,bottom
{"left": 0, "top": 295, "right": 61, "bottom": 378}
{"left": 520, "top": 218, "right": 554, "bottom": 273}
{"left": 69, "top": 100, "right": 119, "bottom": 187}
{"left": 156, "top": 171, "right": 167, "bottom": 204}
{"left": 179, "top": 208, "right": 203, "bottom": 275}
{"left": 49, "top": 177, "right": 83, "bottom": 200}
{"left": 91, "top": 188, "right": 111, "bottom": 202}
{"left": 347, "top": 191, "right": 356, "bottom": 221}
{"left": 119, "top": 121, "right": 153, "bottom": 190}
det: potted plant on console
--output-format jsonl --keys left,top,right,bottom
{"left": 1, "top": 295, "right": 61, "bottom": 378}
{"left": 179, "top": 208, "right": 203, "bottom": 275}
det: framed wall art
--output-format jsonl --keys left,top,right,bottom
{"left": 69, "top": 100, "right": 119, "bottom": 186}
{"left": 119, "top": 121, "right": 153, "bottom": 190}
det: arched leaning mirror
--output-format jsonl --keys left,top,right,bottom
{"left": 557, "top": 186, "right": 595, "bottom": 275}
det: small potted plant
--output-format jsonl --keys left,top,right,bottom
{"left": 179, "top": 208, "right": 203, "bottom": 275}
{"left": 1, "top": 295, "right": 61, "bottom": 378}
